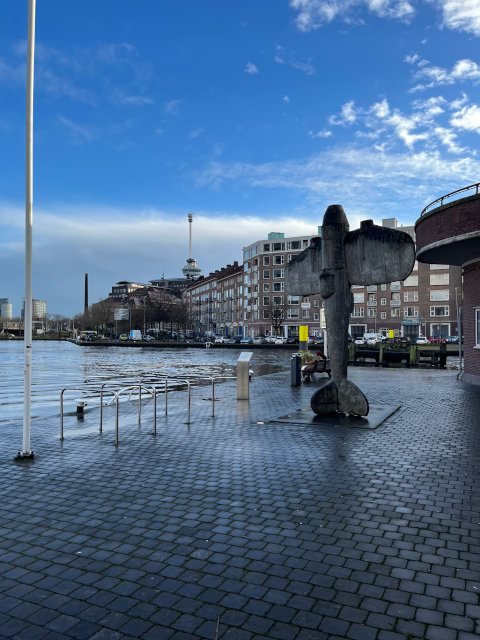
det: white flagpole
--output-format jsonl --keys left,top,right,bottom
{"left": 18, "top": 0, "right": 36, "bottom": 459}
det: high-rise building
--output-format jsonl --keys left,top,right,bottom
{"left": 21, "top": 298, "right": 47, "bottom": 320}
{"left": 0, "top": 298, "right": 12, "bottom": 319}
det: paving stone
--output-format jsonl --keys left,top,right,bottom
{"left": 0, "top": 367, "right": 478, "bottom": 640}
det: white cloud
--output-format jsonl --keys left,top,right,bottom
{"left": 283, "top": 95, "right": 291, "bottom": 103}
{"left": 450, "top": 103, "right": 480, "bottom": 132}
{"left": 57, "top": 116, "right": 95, "bottom": 144}
{"left": 122, "top": 95, "right": 154, "bottom": 106}
{"left": 308, "top": 129, "right": 333, "bottom": 138}
{"left": 244, "top": 62, "right": 259, "bottom": 74}
{"left": 437, "top": 0, "right": 480, "bottom": 36}
{"left": 290, "top": 0, "right": 415, "bottom": 31}
{"left": 188, "top": 127, "right": 205, "bottom": 139}
{"left": 0, "top": 202, "right": 318, "bottom": 316}
{"left": 406, "top": 55, "right": 480, "bottom": 91}
{"left": 329, "top": 100, "right": 358, "bottom": 125}
{"left": 164, "top": 99, "right": 181, "bottom": 116}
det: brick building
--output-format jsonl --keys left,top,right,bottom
{"left": 242, "top": 231, "right": 324, "bottom": 338}
{"left": 349, "top": 219, "right": 462, "bottom": 340}
{"left": 415, "top": 184, "right": 480, "bottom": 386}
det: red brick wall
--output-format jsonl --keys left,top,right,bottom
{"left": 463, "top": 261, "right": 480, "bottom": 379}
{"left": 415, "top": 195, "right": 480, "bottom": 252}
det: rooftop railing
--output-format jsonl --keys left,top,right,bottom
{"left": 421, "top": 182, "right": 480, "bottom": 216}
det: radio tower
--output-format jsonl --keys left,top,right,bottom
{"left": 182, "top": 213, "right": 202, "bottom": 279}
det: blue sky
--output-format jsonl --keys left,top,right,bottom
{"left": 1, "top": 1, "right": 480, "bottom": 316}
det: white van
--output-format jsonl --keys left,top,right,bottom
{"left": 129, "top": 330, "right": 142, "bottom": 341}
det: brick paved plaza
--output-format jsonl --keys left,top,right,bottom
{"left": 0, "top": 367, "right": 479, "bottom": 639}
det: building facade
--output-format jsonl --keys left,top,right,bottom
{"left": 241, "top": 231, "right": 324, "bottom": 338}
{"left": 0, "top": 298, "right": 12, "bottom": 319}
{"left": 349, "top": 219, "right": 462, "bottom": 340}
{"left": 21, "top": 298, "right": 47, "bottom": 320}
{"left": 415, "top": 184, "right": 480, "bottom": 385}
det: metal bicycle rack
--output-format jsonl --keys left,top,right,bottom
{"left": 60, "top": 373, "right": 236, "bottom": 446}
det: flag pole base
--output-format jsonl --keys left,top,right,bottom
{"left": 14, "top": 451, "right": 35, "bottom": 460}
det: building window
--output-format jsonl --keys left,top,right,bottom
{"left": 381, "top": 297, "right": 386, "bottom": 306}
{"left": 367, "top": 308, "right": 377, "bottom": 318}
{"left": 404, "top": 306, "right": 419, "bottom": 317}
{"left": 263, "top": 256, "right": 270, "bottom": 266}
{"left": 273, "top": 255, "right": 284, "bottom": 265}
{"left": 380, "top": 311, "right": 387, "bottom": 320}
{"left": 404, "top": 291, "right": 418, "bottom": 302}
{"left": 353, "top": 293, "right": 364, "bottom": 303}
{"left": 314, "top": 312, "right": 319, "bottom": 320}
{"left": 273, "top": 269, "right": 284, "bottom": 278}
{"left": 430, "top": 273, "right": 449, "bottom": 285}
{"left": 380, "top": 284, "right": 387, "bottom": 291}
{"left": 273, "top": 282, "right": 284, "bottom": 292}
{"left": 287, "top": 295, "right": 299, "bottom": 305}
{"left": 263, "top": 244, "right": 270, "bottom": 252}
{"left": 430, "top": 264, "right": 449, "bottom": 270}
{"left": 367, "top": 285, "right": 377, "bottom": 292}
{"left": 404, "top": 275, "right": 418, "bottom": 287}
{"left": 263, "top": 270, "right": 270, "bottom": 279}
{"left": 391, "top": 308, "right": 400, "bottom": 318}
{"left": 390, "top": 281, "right": 401, "bottom": 291}
{"left": 314, "top": 299, "right": 319, "bottom": 307}
{"left": 272, "top": 242, "right": 284, "bottom": 251}
{"left": 430, "top": 289, "right": 449, "bottom": 301}
{"left": 287, "top": 309, "right": 299, "bottom": 319}
{"left": 263, "top": 296, "right": 269, "bottom": 306}
{"left": 430, "top": 305, "right": 449, "bottom": 317}
{"left": 352, "top": 307, "right": 364, "bottom": 317}
{"left": 263, "top": 309, "right": 270, "bottom": 319}
{"left": 273, "top": 296, "right": 283, "bottom": 305}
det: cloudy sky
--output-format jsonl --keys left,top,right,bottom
{"left": 1, "top": 1, "right": 480, "bottom": 316}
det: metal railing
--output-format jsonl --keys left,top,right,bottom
{"left": 421, "top": 182, "right": 480, "bottom": 216}
{"left": 60, "top": 373, "right": 237, "bottom": 445}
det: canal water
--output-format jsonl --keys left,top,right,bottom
{"left": 0, "top": 341, "right": 290, "bottom": 423}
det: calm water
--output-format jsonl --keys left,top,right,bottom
{"left": 0, "top": 341, "right": 289, "bottom": 423}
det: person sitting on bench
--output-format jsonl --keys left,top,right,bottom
{"left": 302, "top": 350, "right": 329, "bottom": 381}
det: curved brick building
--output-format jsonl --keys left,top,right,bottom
{"left": 415, "top": 184, "right": 480, "bottom": 386}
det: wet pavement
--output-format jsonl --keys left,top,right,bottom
{"left": 0, "top": 367, "right": 479, "bottom": 640}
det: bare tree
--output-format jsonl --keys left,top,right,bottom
{"left": 271, "top": 301, "right": 287, "bottom": 336}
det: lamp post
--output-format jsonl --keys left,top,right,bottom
{"left": 17, "top": 0, "right": 36, "bottom": 459}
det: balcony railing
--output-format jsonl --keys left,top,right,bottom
{"left": 390, "top": 300, "right": 401, "bottom": 307}
{"left": 421, "top": 182, "right": 480, "bottom": 216}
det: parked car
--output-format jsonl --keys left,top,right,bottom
{"left": 428, "top": 337, "right": 441, "bottom": 344}
{"left": 399, "top": 336, "right": 411, "bottom": 345}
{"left": 354, "top": 337, "right": 365, "bottom": 345}
{"left": 252, "top": 336, "right": 268, "bottom": 344}
{"left": 229, "top": 335, "right": 243, "bottom": 343}
{"left": 240, "top": 337, "right": 253, "bottom": 344}
{"left": 443, "top": 336, "right": 459, "bottom": 344}
{"left": 415, "top": 337, "right": 430, "bottom": 344}
{"left": 214, "top": 336, "right": 225, "bottom": 343}
{"left": 119, "top": 334, "right": 129, "bottom": 341}
{"left": 143, "top": 334, "right": 155, "bottom": 341}
{"left": 274, "top": 336, "right": 287, "bottom": 344}
{"left": 286, "top": 337, "right": 299, "bottom": 344}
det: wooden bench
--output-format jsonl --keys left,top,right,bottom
{"left": 302, "top": 358, "right": 331, "bottom": 381}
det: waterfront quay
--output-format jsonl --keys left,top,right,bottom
{"left": 0, "top": 366, "right": 478, "bottom": 639}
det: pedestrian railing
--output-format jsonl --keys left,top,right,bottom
{"left": 59, "top": 373, "right": 237, "bottom": 445}
{"left": 420, "top": 182, "right": 480, "bottom": 216}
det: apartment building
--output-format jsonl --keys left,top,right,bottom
{"left": 349, "top": 219, "right": 462, "bottom": 339}
{"left": 183, "top": 263, "right": 243, "bottom": 336}
{"left": 21, "top": 298, "right": 47, "bottom": 320}
{"left": 242, "top": 231, "right": 324, "bottom": 338}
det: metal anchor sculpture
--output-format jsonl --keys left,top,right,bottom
{"left": 285, "top": 205, "right": 415, "bottom": 416}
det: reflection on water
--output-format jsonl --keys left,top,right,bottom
{"left": 0, "top": 341, "right": 289, "bottom": 423}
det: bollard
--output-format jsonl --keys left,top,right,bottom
{"left": 291, "top": 353, "right": 301, "bottom": 386}
{"left": 237, "top": 351, "right": 253, "bottom": 400}
{"left": 76, "top": 400, "right": 87, "bottom": 416}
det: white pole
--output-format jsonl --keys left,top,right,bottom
{"left": 18, "top": 0, "right": 36, "bottom": 459}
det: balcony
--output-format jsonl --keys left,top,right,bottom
{"left": 367, "top": 300, "right": 377, "bottom": 307}
{"left": 415, "top": 183, "right": 480, "bottom": 266}
{"left": 390, "top": 300, "right": 401, "bottom": 307}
